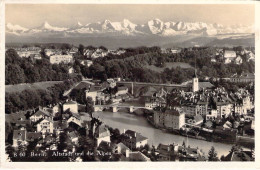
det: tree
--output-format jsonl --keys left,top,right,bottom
{"left": 208, "top": 146, "right": 219, "bottom": 161}
{"left": 157, "top": 56, "right": 166, "bottom": 67}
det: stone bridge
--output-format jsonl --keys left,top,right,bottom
{"left": 94, "top": 104, "right": 148, "bottom": 113}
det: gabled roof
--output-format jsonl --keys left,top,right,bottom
{"left": 128, "top": 151, "right": 151, "bottom": 161}
{"left": 68, "top": 131, "right": 78, "bottom": 139}
{"left": 13, "top": 129, "right": 27, "bottom": 141}
{"left": 95, "top": 124, "right": 110, "bottom": 138}
{"left": 74, "top": 81, "right": 94, "bottom": 90}
{"left": 37, "top": 117, "right": 53, "bottom": 124}
{"left": 64, "top": 101, "right": 77, "bottom": 105}
{"left": 26, "top": 132, "right": 42, "bottom": 140}
{"left": 194, "top": 115, "right": 203, "bottom": 122}
{"left": 124, "top": 130, "right": 148, "bottom": 143}
{"left": 142, "top": 86, "right": 157, "bottom": 97}
{"left": 229, "top": 151, "right": 252, "bottom": 161}
{"left": 118, "top": 86, "right": 128, "bottom": 91}
{"left": 199, "top": 82, "right": 214, "bottom": 89}
{"left": 31, "top": 109, "right": 50, "bottom": 117}
{"left": 164, "top": 109, "right": 183, "bottom": 116}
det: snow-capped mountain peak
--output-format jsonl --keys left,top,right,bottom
{"left": 6, "top": 23, "right": 28, "bottom": 32}
{"left": 6, "top": 19, "right": 254, "bottom": 37}
{"left": 77, "top": 21, "right": 83, "bottom": 27}
{"left": 38, "top": 21, "right": 68, "bottom": 31}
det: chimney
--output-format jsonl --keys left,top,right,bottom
{"left": 134, "top": 132, "right": 136, "bottom": 138}
{"left": 123, "top": 129, "right": 126, "bottom": 134}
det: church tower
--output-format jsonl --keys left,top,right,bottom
{"left": 192, "top": 56, "right": 199, "bottom": 92}
{"left": 192, "top": 70, "right": 199, "bottom": 92}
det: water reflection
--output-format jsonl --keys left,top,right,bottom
{"left": 93, "top": 111, "right": 233, "bottom": 156}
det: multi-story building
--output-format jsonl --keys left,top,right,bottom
{"left": 121, "top": 130, "right": 148, "bottom": 149}
{"left": 154, "top": 108, "right": 185, "bottom": 130}
{"left": 36, "top": 117, "right": 54, "bottom": 134}
{"left": 49, "top": 54, "right": 73, "bottom": 64}
{"left": 29, "top": 108, "right": 51, "bottom": 122}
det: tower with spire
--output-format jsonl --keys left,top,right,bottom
{"left": 192, "top": 56, "right": 199, "bottom": 92}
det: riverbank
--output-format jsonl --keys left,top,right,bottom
{"left": 93, "top": 111, "right": 234, "bottom": 156}
{"left": 147, "top": 114, "right": 254, "bottom": 149}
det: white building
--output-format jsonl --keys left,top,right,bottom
{"left": 29, "top": 108, "right": 51, "bottom": 122}
{"left": 67, "top": 113, "right": 82, "bottom": 127}
{"left": 50, "top": 55, "right": 73, "bottom": 64}
{"left": 68, "top": 67, "right": 74, "bottom": 74}
{"left": 36, "top": 117, "right": 54, "bottom": 134}
{"left": 154, "top": 108, "right": 185, "bottom": 130}
{"left": 234, "top": 56, "right": 243, "bottom": 65}
{"left": 95, "top": 125, "right": 111, "bottom": 146}
{"left": 116, "top": 86, "right": 128, "bottom": 96}
{"left": 224, "top": 50, "right": 236, "bottom": 64}
{"left": 63, "top": 101, "right": 78, "bottom": 113}
{"left": 85, "top": 89, "right": 98, "bottom": 103}
{"left": 192, "top": 75, "right": 199, "bottom": 93}
{"left": 206, "top": 109, "right": 218, "bottom": 120}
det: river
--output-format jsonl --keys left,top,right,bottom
{"left": 93, "top": 111, "right": 234, "bottom": 157}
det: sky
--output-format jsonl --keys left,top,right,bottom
{"left": 6, "top": 4, "right": 255, "bottom": 28}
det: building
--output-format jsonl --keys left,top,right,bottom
{"left": 157, "top": 143, "right": 177, "bottom": 161}
{"left": 234, "top": 56, "right": 243, "bottom": 65}
{"left": 49, "top": 55, "right": 73, "bottom": 64}
{"left": 206, "top": 109, "right": 218, "bottom": 120}
{"left": 63, "top": 101, "right": 78, "bottom": 113}
{"left": 29, "top": 108, "right": 51, "bottom": 122}
{"left": 154, "top": 108, "right": 185, "bottom": 130}
{"left": 85, "top": 88, "right": 98, "bottom": 103}
{"left": 113, "top": 142, "right": 130, "bottom": 155}
{"left": 145, "top": 97, "right": 166, "bottom": 110}
{"left": 67, "top": 113, "right": 82, "bottom": 127}
{"left": 192, "top": 74, "right": 199, "bottom": 93}
{"left": 125, "top": 150, "right": 151, "bottom": 161}
{"left": 121, "top": 130, "right": 148, "bottom": 149}
{"left": 196, "top": 100, "right": 208, "bottom": 116}
{"left": 116, "top": 86, "right": 128, "bottom": 96}
{"left": 182, "top": 103, "right": 197, "bottom": 117}
{"left": 94, "top": 124, "right": 111, "bottom": 146}
{"left": 80, "top": 60, "right": 93, "bottom": 67}
{"left": 187, "top": 115, "right": 204, "bottom": 125}
{"left": 68, "top": 131, "right": 79, "bottom": 144}
{"left": 228, "top": 73, "right": 255, "bottom": 83}
{"left": 68, "top": 67, "right": 74, "bottom": 74}
{"left": 224, "top": 50, "right": 236, "bottom": 64}
{"left": 36, "top": 117, "right": 54, "bottom": 134}
{"left": 13, "top": 129, "right": 27, "bottom": 148}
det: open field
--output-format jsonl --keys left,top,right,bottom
{"left": 5, "top": 81, "right": 63, "bottom": 93}
{"left": 144, "top": 62, "right": 193, "bottom": 73}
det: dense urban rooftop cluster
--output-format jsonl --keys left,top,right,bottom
{"left": 5, "top": 44, "right": 255, "bottom": 162}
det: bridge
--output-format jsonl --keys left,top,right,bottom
{"left": 94, "top": 104, "right": 149, "bottom": 113}
{"left": 117, "top": 81, "right": 189, "bottom": 88}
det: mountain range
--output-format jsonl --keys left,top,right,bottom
{"left": 6, "top": 19, "right": 255, "bottom": 48}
